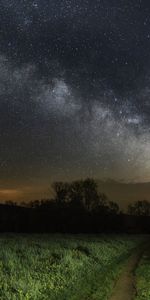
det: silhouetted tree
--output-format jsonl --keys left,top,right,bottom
{"left": 128, "top": 200, "right": 150, "bottom": 216}
{"left": 69, "top": 180, "right": 84, "bottom": 207}
{"left": 30, "top": 200, "right": 41, "bottom": 208}
{"left": 52, "top": 182, "right": 70, "bottom": 204}
{"left": 52, "top": 178, "right": 109, "bottom": 213}
{"left": 5, "top": 201, "right": 17, "bottom": 206}
{"left": 108, "top": 201, "right": 120, "bottom": 215}
{"left": 82, "top": 178, "right": 99, "bottom": 211}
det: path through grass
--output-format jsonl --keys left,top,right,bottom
{"left": 0, "top": 234, "right": 145, "bottom": 300}
{"left": 135, "top": 242, "right": 150, "bottom": 300}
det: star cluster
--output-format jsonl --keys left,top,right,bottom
{"left": 0, "top": 0, "right": 150, "bottom": 199}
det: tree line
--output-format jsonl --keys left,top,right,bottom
{"left": 29, "top": 178, "right": 150, "bottom": 217}
{"left": 0, "top": 178, "right": 150, "bottom": 233}
{"left": 30, "top": 178, "right": 120, "bottom": 215}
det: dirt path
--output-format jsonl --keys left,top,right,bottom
{"left": 109, "top": 249, "right": 144, "bottom": 300}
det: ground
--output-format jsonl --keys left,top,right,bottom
{"left": 0, "top": 234, "right": 147, "bottom": 300}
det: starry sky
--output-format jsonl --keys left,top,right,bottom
{"left": 0, "top": 0, "right": 150, "bottom": 202}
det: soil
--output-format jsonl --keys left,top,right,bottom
{"left": 109, "top": 248, "right": 144, "bottom": 300}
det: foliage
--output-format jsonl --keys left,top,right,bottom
{"left": 135, "top": 245, "right": 150, "bottom": 300}
{"left": 0, "top": 234, "right": 142, "bottom": 300}
{"left": 52, "top": 178, "right": 119, "bottom": 214}
{"left": 128, "top": 200, "right": 150, "bottom": 216}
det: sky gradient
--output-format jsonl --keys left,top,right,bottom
{"left": 0, "top": 0, "right": 150, "bottom": 203}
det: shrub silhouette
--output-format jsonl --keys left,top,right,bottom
{"left": 128, "top": 200, "right": 150, "bottom": 216}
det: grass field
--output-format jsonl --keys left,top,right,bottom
{"left": 135, "top": 243, "right": 150, "bottom": 300}
{"left": 0, "top": 234, "right": 144, "bottom": 300}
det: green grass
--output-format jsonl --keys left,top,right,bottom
{"left": 135, "top": 243, "right": 150, "bottom": 300}
{"left": 0, "top": 234, "right": 144, "bottom": 300}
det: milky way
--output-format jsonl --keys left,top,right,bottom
{"left": 0, "top": 0, "right": 150, "bottom": 199}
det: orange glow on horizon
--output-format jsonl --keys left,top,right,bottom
{"left": 0, "top": 189, "right": 23, "bottom": 200}
{"left": 0, "top": 185, "right": 50, "bottom": 202}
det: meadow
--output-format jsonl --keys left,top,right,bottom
{"left": 0, "top": 234, "right": 144, "bottom": 300}
{"left": 135, "top": 243, "right": 150, "bottom": 300}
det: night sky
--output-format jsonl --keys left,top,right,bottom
{"left": 0, "top": 0, "right": 150, "bottom": 202}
